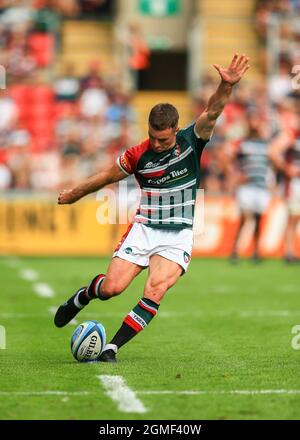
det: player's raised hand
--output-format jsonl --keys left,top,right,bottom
{"left": 213, "top": 54, "right": 250, "bottom": 85}
{"left": 58, "top": 189, "right": 80, "bottom": 204}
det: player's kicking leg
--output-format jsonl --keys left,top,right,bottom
{"left": 99, "top": 255, "right": 182, "bottom": 363}
{"left": 54, "top": 257, "right": 143, "bottom": 328}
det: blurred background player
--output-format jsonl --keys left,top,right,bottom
{"left": 270, "top": 123, "right": 300, "bottom": 263}
{"left": 227, "top": 113, "right": 273, "bottom": 262}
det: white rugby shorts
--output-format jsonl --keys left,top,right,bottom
{"left": 113, "top": 222, "right": 193, "bottom": 272}
{"left": 236, "top": 185, "right": 270, "bottom": 214}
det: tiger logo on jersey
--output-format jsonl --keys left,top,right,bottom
{"left": 174, "top": 145, "right": 181, "bottom": 157}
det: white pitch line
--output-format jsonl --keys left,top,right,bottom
{"left": 0, "top": 391, "right": 92, "bottom": 396}
{"left": 239, "top": 311, "right": 293, "bottom": 318}
{"left": 19, "top": 269, "right": 39, "bottom": 281}
{"left": 0, "top": 313, "right": 49, "bottom": 319}
{"left": 137, "top": 389, "right": 300, "bottom": 396}
{"left": 33, "top": 283, "right": 55, "bottom": 298}
{"left": 1, "top": 389, "right": 300, "bottom": 398}
{"left": 3, "top": 257, "right": 21, "bottom": 267}
{"left": 98, "top": 375, "right": 147, "bottom": 414}
{"left": 205, "top": 285, "right": 300, "bottom": 295}
{"left": 83, "top": 310, "right": 300, "bottom": 319}
{"left": 2, "top": 309, "right": 300, "bottom": 320}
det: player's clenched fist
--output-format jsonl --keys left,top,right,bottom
{"left": 58, "top": 189, "right": 80, "bottom": 204}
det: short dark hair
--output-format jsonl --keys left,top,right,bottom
{"left": 148, "top": 103, "right": 179, "bottom": 131}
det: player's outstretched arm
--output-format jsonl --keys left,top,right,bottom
{"left": 58, "top": 162, "right": 127, "bottom": 204}
{"left": 195, "top": 54, "right": 250, "bottom": 140}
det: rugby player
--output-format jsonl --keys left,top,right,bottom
{"left": 270, "top": 125, "right": 300, "bottom": 262}
{"left": 229, "top": 114, "right": 272, "bottom": 262}
{"left": 54, "top": 54, "right": 250, "bottom": 362}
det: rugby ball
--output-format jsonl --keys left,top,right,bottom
{"left": 70, "top": 320, "right": 106, "bottom": 362}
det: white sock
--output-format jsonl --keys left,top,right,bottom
{"left": 73, "top": 288, "right": 86, "bottom": 309}
{"left": 103, "top": 343, "right": 118, "bottom": 354}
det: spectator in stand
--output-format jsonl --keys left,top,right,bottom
{"left": 80, "top": 59, "right": 105, "bottom": 92}
{"left": 79, "top": 78, "right": 109, "bottom": 119}
{"left": 106, "top": 91, "right": 136, "bottom": 124}
{"left": 0, "top": 1, "right": 34, "bottom": 31}
{"left": 47, "top": 0, "right": 79, "bottom": 17}
{"left": 33, "top": 1, "right": 61, "bottom": 33}
{"left": 0, "top": 21, "right": 9, "bottom": 50}
{"left": 5, "top": 31, "right": 37, "bottom": 81}
{"left": 8, "top": 121, "right": 31, "bottom": 150}
{"left": 0, "top": 120, "right": 31, "bottom": 190}
{"left": 0, "top": 163, "right": 12, "bottom": 189}
{"left": 290, "top": 0, "right": 300, "bottom": 13}
{"left": 254, "top": 0, "right": 293, "bottom": 72}
{"left": 59, "top": 149, "right": 83, "bottom": 189}
{"left": 79, "top": 0, "right": 111, "bottom": 15}
{"left": 30, "top": 150, "right": 61, "bottom": 190}
{"left": 105, "top": 115, "right": 140, "bottom": 160}
{"left": 79, "top": 115, "right": 110, "bottom": 175}
{"left": 7, "top": 151, "right": 31, "bottom": 189}
{"left": 60, "top": 126, "right": 81, "bottom": 158}
{"left": 55, "top": 110, "right": 79, "bottom": 149}
{"left": 269, "top": 55, "right": 293, "bottom": 103}
{"left": 255, "top": 0, "right": 274, "bottom": 45}
{"left": 0, "top": 89, "right": 19, "bottom": 134}
{"left": 53, "top": 62, "right": 80, "bottom": 101}
{"left": 118, "top": 22, "right": 150, "bottom": 92}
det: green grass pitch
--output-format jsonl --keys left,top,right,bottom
{"left": 0, "top": 256, "right": 300, "bottom": 420}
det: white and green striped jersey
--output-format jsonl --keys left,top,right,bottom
{"left": 117, "top": 123, "right": 208, "bottom": 229}
{"left": 237, "top": 139, "right": 270, "bottom": 189}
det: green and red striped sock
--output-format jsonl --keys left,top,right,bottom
{"left": 86, "top": 274, "right": 107, "bottom": 300}
{"left": 110, "top": 297, "right": 160, "bottom": 349}
{"left": 76, "top": 274, "right": 107, "bottom": 306}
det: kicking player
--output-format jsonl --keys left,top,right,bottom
{"left": 54, "top": 54, "right": 250, "bottom": 362}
